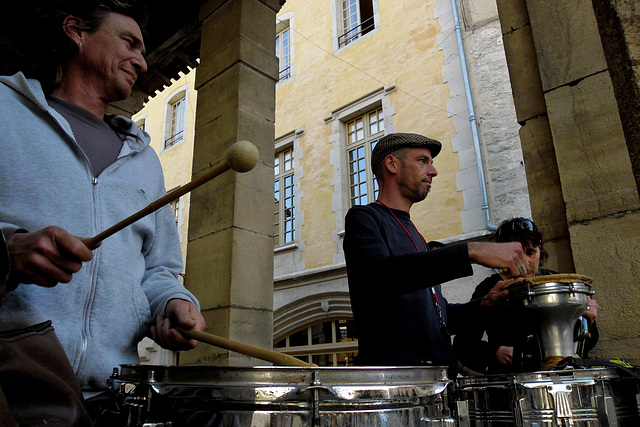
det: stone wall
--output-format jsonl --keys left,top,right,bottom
{"left": 497, "top": 0, "right": 640, "bottom": 363}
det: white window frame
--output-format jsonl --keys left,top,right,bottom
{"left": 326, "top": 83, "right": 396, "bottom": 262}
{"left": 330, "top": 0, "right": 380, "bottom": 53}
{"left": 135, "top": 114, "right": 147, "bottom": 132}
{"left": 276, "top": 12, "right": 295, "bottom": 88}
{"left": 162, "top": 85, "right": 188, "bottom": 151}
{"left": 274, "top": 139, "right": 296, "bottom": 247}
{"left": 346, "top": 107, "right": 384, "bottom": 206}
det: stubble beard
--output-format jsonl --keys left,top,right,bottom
{"left": 402, "top": 184, "right": 430, "bottom": 204}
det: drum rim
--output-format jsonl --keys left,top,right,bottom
{"left": 456, "top": 367, "right": 624, "bottom": 386}
{"left": 112, "top": 364, "right": 452, "bottom": 386}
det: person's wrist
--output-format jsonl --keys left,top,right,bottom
{"left": 1, "top": 231, "right": 10, "bottom": 302}
{"left": 4, "top": 229, "right": 28, "bottom": 293}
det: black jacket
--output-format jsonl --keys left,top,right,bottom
{"left": 343, "top": 203, "right": 480, "bottom": 376}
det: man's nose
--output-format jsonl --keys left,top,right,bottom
{"left": 133, "top": 53, "right": 148, "bottom": 74}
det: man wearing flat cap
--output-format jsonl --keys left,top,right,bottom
{"left": 343, "top": 133, "right": 530, "bottom": 377}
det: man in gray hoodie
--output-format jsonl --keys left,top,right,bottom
{"left": 0, "top": 0, "right": 205, "bottom": 400}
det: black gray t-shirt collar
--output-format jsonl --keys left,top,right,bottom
{"left": 47, "top": 96, "right": 123, "bottom": 178}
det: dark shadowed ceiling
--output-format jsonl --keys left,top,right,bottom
{"left": 0, "top": 1, "right": 206, "bottom": 116}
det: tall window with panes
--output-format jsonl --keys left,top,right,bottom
{"left": 339, "top": 0, "right": 375, "bottom": 48}
{"left": 171, "top": 200, "right": 180, "bottom": 229}
{"left": 274, "top": 149, "right": 295, "bottom": 245}
{"left": 276, "top": 27, "right": 291, "bottom": 82}
{"left": 165, "top": 96, "right": 186, "bottom": 149}
{"left": 347, "top": 108, "right": 383, "bottom": 206}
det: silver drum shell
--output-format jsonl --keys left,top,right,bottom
{"left": 455, "top": 368, "right": 640, "bottom": 426}
{"left": 108, "top": 364, "right": 456, "bottom": 426}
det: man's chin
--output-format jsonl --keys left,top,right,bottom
{"left": 111, "top": 85, "right": 134, "bottom": 103}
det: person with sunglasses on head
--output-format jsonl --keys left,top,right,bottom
{"left": 343, "top": 133, "right": 533, "bottom": 379}
{"left": 452, "top": 217, "right": 599, "bottom": 374}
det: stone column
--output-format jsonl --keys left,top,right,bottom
{"left": 513, "top": 0, "right": 640, "bottom": 363}
{"left": 496, "top": 0, "right": 573, "bottom": 273}
{"left": 180, "top": 0, "right": 281, "bottom": 366}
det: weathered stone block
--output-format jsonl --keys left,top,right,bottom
{"left": 200, "top": 0, "right": 279, "bottom": 63}
{"left": 569, "top": 212, "right": 640, "bottom": 364}
{"left": 185, "top": 230, "right": 234, "bottom": 308}
{"left": 496, "top": 0, "right": 529, "bottom": 34}
{"left": 187, "top": 172, "right": 235, "bottom": 239}
{"left": 228, "top": 229, "right": 275, "bottom": 310}
{"left": 178, "top": 308, "right": 231, "bottom": 366}
{"left": 198, "top": 36, "right": 279, "bottom": 86}
{"left": 185, "top": 228, "right": 274, "bottom": 310}
{"left": 460, "top": 0, "right": 498, "bottom": 27}
{"left": 546, "top": 72, "right": 640, "bottom": 222}
{"left": 502, "top": 25, "right": 546, "bottom": 122}
{"left": 518, "top": 116, "right": 568, "bottom": 242}
{"left": 180, "top": 307, "right": 274, "bottom": 367}
{"left": 526, "top": 0, "right": 608, "bottom": 91}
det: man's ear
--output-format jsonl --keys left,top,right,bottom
{"left": 62, "top": 16, "right": 84, "bottom": 49}
{"left": 384, "top": 154, "right": 398, "bottom": 175}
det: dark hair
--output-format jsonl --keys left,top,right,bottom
{"left": 24, "top": 0, "right": 147, "bottom": 93}
{"left": 495, "top": 217, "right": 548, "bottom": 263}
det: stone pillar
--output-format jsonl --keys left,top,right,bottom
{"left": 496, "top": 0, "right": 573, "bottom": 273}
{"left": 181, "top": 0, "right": 280, "bottom": 366}
{"left": 513, "top": 0, "right": 640, "bottom": 362}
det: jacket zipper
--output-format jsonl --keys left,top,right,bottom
{"left": 40, "top": 99, "right": 143, "bottom": 378}
{"left": 75, "top": 153, "right": 137, "bottom": 378}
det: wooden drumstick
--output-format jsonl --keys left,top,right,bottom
{"left": 175, "top": 327, "right": 315, "bottom": 367}
{"left": 85, "top": 141, "right": 259, "bottom": 248}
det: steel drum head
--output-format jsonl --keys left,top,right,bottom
{"left": 504, "top": 274, "right": 595, "bottom": 365}
{"left": 506, "top": 273, "right": 594, "bottom": 311}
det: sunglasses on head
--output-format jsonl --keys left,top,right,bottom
{"left": 496, "top": 219, "right": 537, "bottom": 241}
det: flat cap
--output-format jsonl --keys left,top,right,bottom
{"left": 371, "top": 133, "right": 442, "bottom": 169}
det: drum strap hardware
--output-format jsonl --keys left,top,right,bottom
{"left": 554, "top": 356, "right": 640, "bottom": 381}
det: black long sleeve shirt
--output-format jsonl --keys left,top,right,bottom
{"left": 343, "top": 203, "right": 479, "bottom": 375}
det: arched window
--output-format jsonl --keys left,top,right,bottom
{"left": 163, "top": 87, "right": 188, "bottom": 150}
{"left": 274, "top": 319, "right": 358, "bottom": 366}
{"left": 273, "top": 292, "right": 357, "bottom": 366}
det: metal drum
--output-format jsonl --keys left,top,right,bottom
{"left": 455, "top": 368, "right": 640, "bottom": 426}
{"left": 506, "top": 274, "right": 595, "bottom": 367}
{"left": 107, "top": 364, "right": 455, "bottom": 426}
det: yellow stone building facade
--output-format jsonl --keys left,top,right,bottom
{"left": 133, "top": 0, "right": 640, "bottom": 366}
{"left": 134, "top": 0, "right": 533, "bottom": 365}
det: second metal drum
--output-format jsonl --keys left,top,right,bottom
{"left": 455, "top": 367, "right": 640, "bottom": 426}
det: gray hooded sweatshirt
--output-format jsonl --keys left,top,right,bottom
{"left": 0, "top": 72, "right": 200, "bottom": 393}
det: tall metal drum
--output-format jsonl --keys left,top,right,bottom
{"left": 107, "top": 365, "right": 455, "bottom": 426}
{"left": 455, "top": 368, "right": 640, "bottom": 426}
{"left": 506, "top": 274, "right": 595, "bottom": 368}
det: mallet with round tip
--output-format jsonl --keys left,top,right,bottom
{"left": 84, "top": 140, "right": 259, "bottom": 248}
